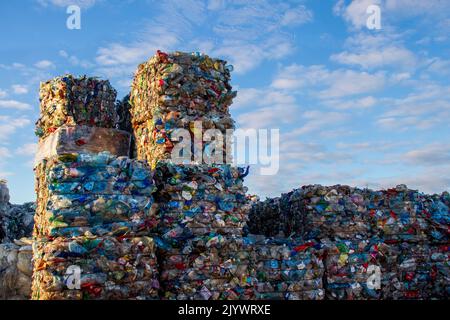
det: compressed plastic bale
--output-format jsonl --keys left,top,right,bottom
{"left": 0, "top": 238, "right": 33, "bottom": 300}
{"left": 246, "top": 184, "right": 445, "bottom": 243}
{"left": 0, "top": 179, "right": 10, "bottom": 204}
{"left": 153, "top": 162, "right": 249, "bottom": 244}
{"left": 323, "top": 237, "right": 398, "bottom": 300}
{"left": 31, "top": 235, "right": 160, "bottom": 300}
{"left": 33, "top": 152, "right": 158, "bottom": 239}
{"left": 35, "top": 75, "right": 118, "bottom": 140}
{"left": 35, "top": 126, "right": 131, "bottom": 166}
{"left": 157, "top": 234, "right": 325, "bottom": 300}
{"left": 130, "top": 51, "right": 236, "bottom": 168}
{"left": 368, "top": 185, "right": 429, "bottom": 243}
{"left": 1, "top": 201, "right": 35, "bottom": 243}
{"left": 386, "top": 242, "right": 449, "bottom": 299}
{"left": 33, "top": 281, "right": 159, "bottom": 300}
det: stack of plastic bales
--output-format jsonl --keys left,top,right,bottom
{"left": 130, "top": 51, "right": 236, "bottom": 169}
{"left": 32, "top": 75, "right": 160, "bottom": 300}
{"left": 247, "top": 184, "right": 450, "bottom": 299}
{"left": 129, "top": 51, "right": 246, "bottom": 300}
{"left": 153, "top": 163, "right": 250, "bottom": 299}
{"left": 33, "top": 152, "right": 158, "bottom": 239}
{"left": 368, "top": 185, "right": 428, "bottom": 243}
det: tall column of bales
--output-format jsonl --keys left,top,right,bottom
{"left": 31, "top": 75, "right": 160, "bottom": 300}
{"left": 130, "top": 51, "right": 327, "bottom": 300}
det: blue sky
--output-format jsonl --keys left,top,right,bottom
{"left": 0, "top": 0, "right": 449, "bottom": 203}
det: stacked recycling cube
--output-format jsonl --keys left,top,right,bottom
{"left": 153, "top": 162, "right": 251, "bottom": 299}
{"left": 387, "top": 242, "right": 449, "bottom": 299}
{"left": 241, "top": 236, "right": 325, "bottom": 300}
{"left": 153, "top": 162, "right": 248, "bottom": 244}
{"left": 33, "top": 152, "right": 158, "bottom": 239}
{"left": 32, "top": 235, "right": 159, "bottom": 300}
{"left": 323, "top": 238, "right": 397, "bottom": 300}
{"left": 32, "top": 76, "right": 160, "bottom": 300}
{"left": 158, "top": 235, "right": 325, "bottom": 300}
{"left": 130, "top": 51, "right": 236, "bottom": 169}
{"left": 35, "top": 75, "right": 118, "bottom": 140}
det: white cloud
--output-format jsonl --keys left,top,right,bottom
{"left": 11, "top": 85, "right": 28, "bottom": 95}
{"left": 376, "top": 84, "right": 450, "bottom": 130}
{"left": 280, "top": 5, "right": 313, "bottom": 26}
{"left": 212, "top": 37, "right": 294, "bottom": 74}
{"left": 271, "top": 64, "right": 385, "bottom": 98}
{"left": 0, "top": 147, "right": 11, "bottom": 158}
{"left": 332, "top": 45, "right": 417, "bottom": 70}
{"left": 37, "top": 0, "right": 98, "bottom": 8}
{"left": 335, "top": 0, "right": 450, "bottom": 30}
{"left": 403, "top": 144, "right": 450, "bottom": 166}
{"left": 324, "top": 96, "right": 377, "bottom": 110}
{"left": 0, "top": 100, "right": 32, "bottom": 110}
{"left": 331, "top": 32, "right": 418, "bottom": 71}
{"left": 333, "top": 0, "right": 381, "bottom": 29}
{"left": 93, "top": 0, "right": 313, "bottom": 77}
{"left": 427, "top": 58, "right": 450, "bottom": 76}
{"left": 34, "top": 60, "right": 55, "bottom": 69}
{"left": 0, "top": 89, "right": 7, "bottom": 98}
{"left": 59, "top": 50, "right": 94, "bottom": 69}
{"left": 291, "top": 111, "right": 349, "bottom": 135}
{"left": 0, "top": 117, "right": 31, "bottom": 141}
{"left": 95, "top": 26, "right": 179, "bottom": 76}
{"left": 236, "top": 104, "right": 299, "bottom": 129}
{"left": 15, "top": 143, "right": 38, "bottom": 156}
{"left": 233, "top": 88, "right": 295, "bottom": 110}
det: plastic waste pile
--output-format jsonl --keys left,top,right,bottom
{"left": 152, "top": 163, "right": 250, "bottom": 300}
{"left": 153, "top": 162, "right": 249, "bottom": 244}
{"left": 0, "top": 238, "right": 33, "bottom": 300}
{"left": 323, "top": 237, "right": 397, "bottom": 300}
{"left": 387, "top": 242, "right": 449, "bottom": 299}
{"left": 0, "top": 180, "right": 35, "bottom": 244}
{"left": 242, "top": 235, "right": 325, "bottom": 300}
{"left": 33, "top": 152, "right": 158, "bottom": 239}
{"left": 4, "top": 51, "right": 444, "bottom": 301}
{"left": 35, "top": 75, "right": 118, "bottom": 140}
{"left": 129, "top": 51, "right": 249, "bottom": 300}
{"left": 130, "top": 51, "right": 236, "bottom": 169}
{"left": 31, "top": 76, "right": 160, "bottom": 300}
{"left": 247, "top": 184, "right": 450, "bottom": 299}
{"left": 157, "top": 234, "right": 324, "bottom": 300}
{"left": 32, "top": 235, "right": 159, "bottom": 300}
